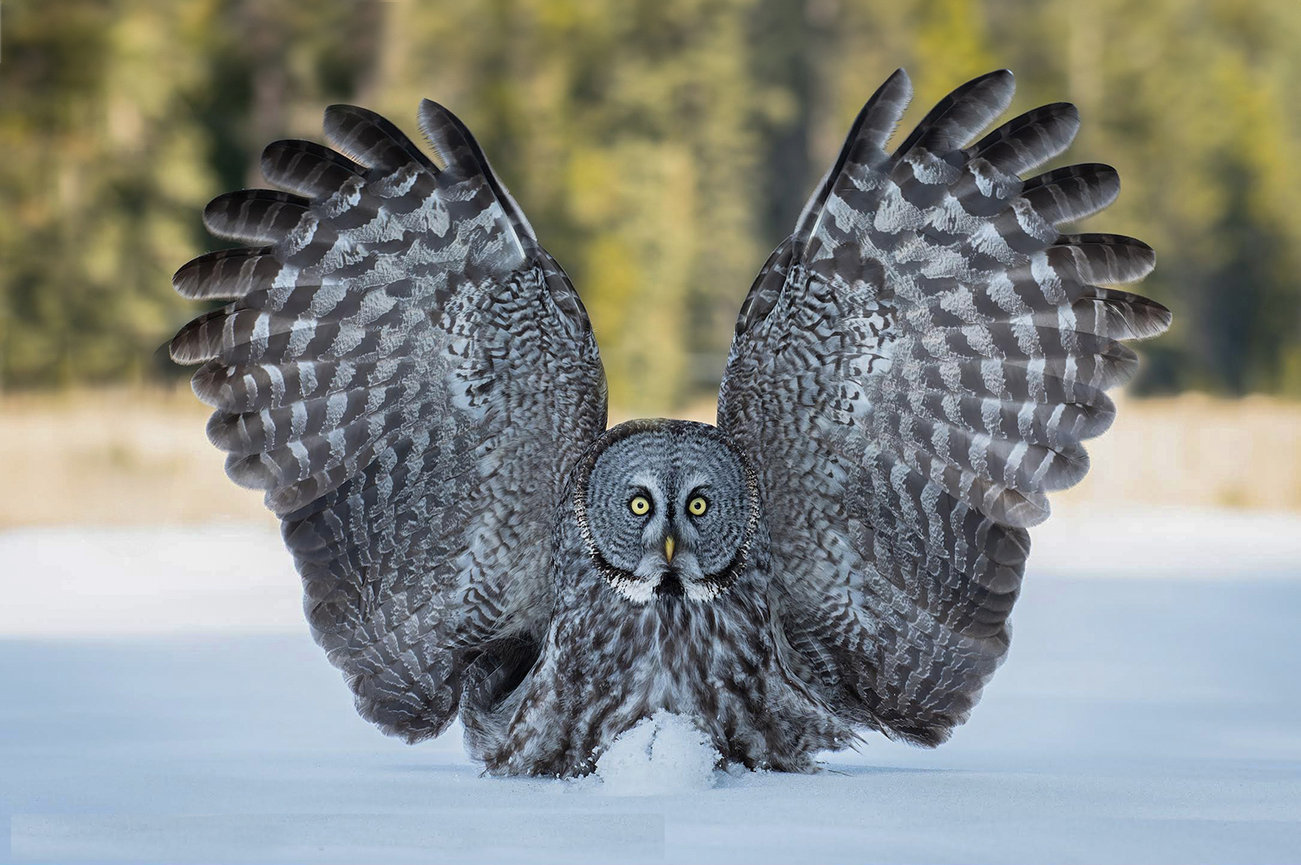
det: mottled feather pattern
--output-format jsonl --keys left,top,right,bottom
{"left": 720, "top": 69, "right": 1168, "bottom": 745}
{"left": 173, "top": 69, "right": 1167, "bottom": 773}
{"left": 466, "top": 507, "right": 855, "bottom": 777}
{"left": 171, "top": 101, "right": 607, "bottom": 742}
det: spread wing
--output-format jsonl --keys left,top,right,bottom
{"left": 718, "top": 70, "right": 1170, "bottom": 745}
{"left": 171, "top": 101, "right": 607, "bottom": 742}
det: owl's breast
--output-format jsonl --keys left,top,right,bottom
{"left": 477, "top": 562, "right": 851, "bottom": 776}
{"left": 611, "top": 591, "right": 769, "bottom": 711}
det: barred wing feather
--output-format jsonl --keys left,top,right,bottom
{"left": 171, "top": 102, "right": 607, "bottom": 742}
{"left": 719, "top": 70, "right": 1170, "bottom": 745}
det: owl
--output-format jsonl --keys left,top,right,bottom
{"left": 171, "top": 69, "right": 1170, "bottom": 776}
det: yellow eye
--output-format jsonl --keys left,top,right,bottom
{"left": 688, "top": 496, "right": 708, "bottom": 516}
{"left": 630, "top": 495, "right": 651, "bottom": 516}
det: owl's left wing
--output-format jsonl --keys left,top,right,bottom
{"left": 171, "top": 101, "right": 606, "bottom": 742}
{"left": 718, "top": 70, "right": 1170, "bottom": 745}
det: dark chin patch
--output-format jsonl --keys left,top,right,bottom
{"left": 655, "top": 574, "right": 685, "bottom": 599}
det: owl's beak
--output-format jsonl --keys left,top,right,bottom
{"left": 664, "top": 536, "right": 676, "bottom": 563}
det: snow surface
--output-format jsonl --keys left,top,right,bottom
{"left": 2, "top": 508, "right": 1300, "bottom": 863}
{"left": 593, "top": 711, "right": 720, "bottom": 796}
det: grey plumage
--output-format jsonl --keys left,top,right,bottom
{"left": 172, "top": 99, "right": 606, "bottom": 743}
{"left": 172, "top": 69, "right": 1170, "bottom": 774}
{"left": 720, "top": 69, "right": 1167, "bottom": 746}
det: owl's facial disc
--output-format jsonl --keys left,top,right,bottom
{"left": 579, "top": 423, "right": 757, "bottom": 605}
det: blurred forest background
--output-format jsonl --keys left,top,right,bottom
{"left": 1, "top": 0, "right": 1299, "bottom": 524}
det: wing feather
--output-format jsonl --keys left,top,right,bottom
{"left": 202, "top": 190, "right": 311, "bottom": 244}
{"left": 966, "top": 102, "right": 1080, "bottom": 176}
{"left": 260, "top": 139, "right": 366, "bottom": 198}
{"left": 172, "top": 101, "right": 607, "bottom": 742}
{"left": 719, "top": 69, "right": 1168, "bottom": 745}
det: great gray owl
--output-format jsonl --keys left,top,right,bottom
{"left": 171, "top": 69, "right": 1170, "bottom": 776}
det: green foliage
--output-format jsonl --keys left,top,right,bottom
{"left": 2, "top": 0, "right": 1298, "bottom": 401}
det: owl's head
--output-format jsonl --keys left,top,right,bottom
{"left": 574, "top": 420, "right": 760, "bottom": 604}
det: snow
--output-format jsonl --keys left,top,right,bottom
{"left": 2, "top": 508, "right": 1300, "bottom": 863}
{"left": 593, "top": 711, "right": 720, "bottom": 795}
{"left": 0, "top": 524, "right": 300, "bottom": 636}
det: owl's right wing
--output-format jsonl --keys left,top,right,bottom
{"left": 718, "top": 70, "right": 1170, "bottom": 745}
{"left": 171, "top": 102, "right": 607, "bottom": 742}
